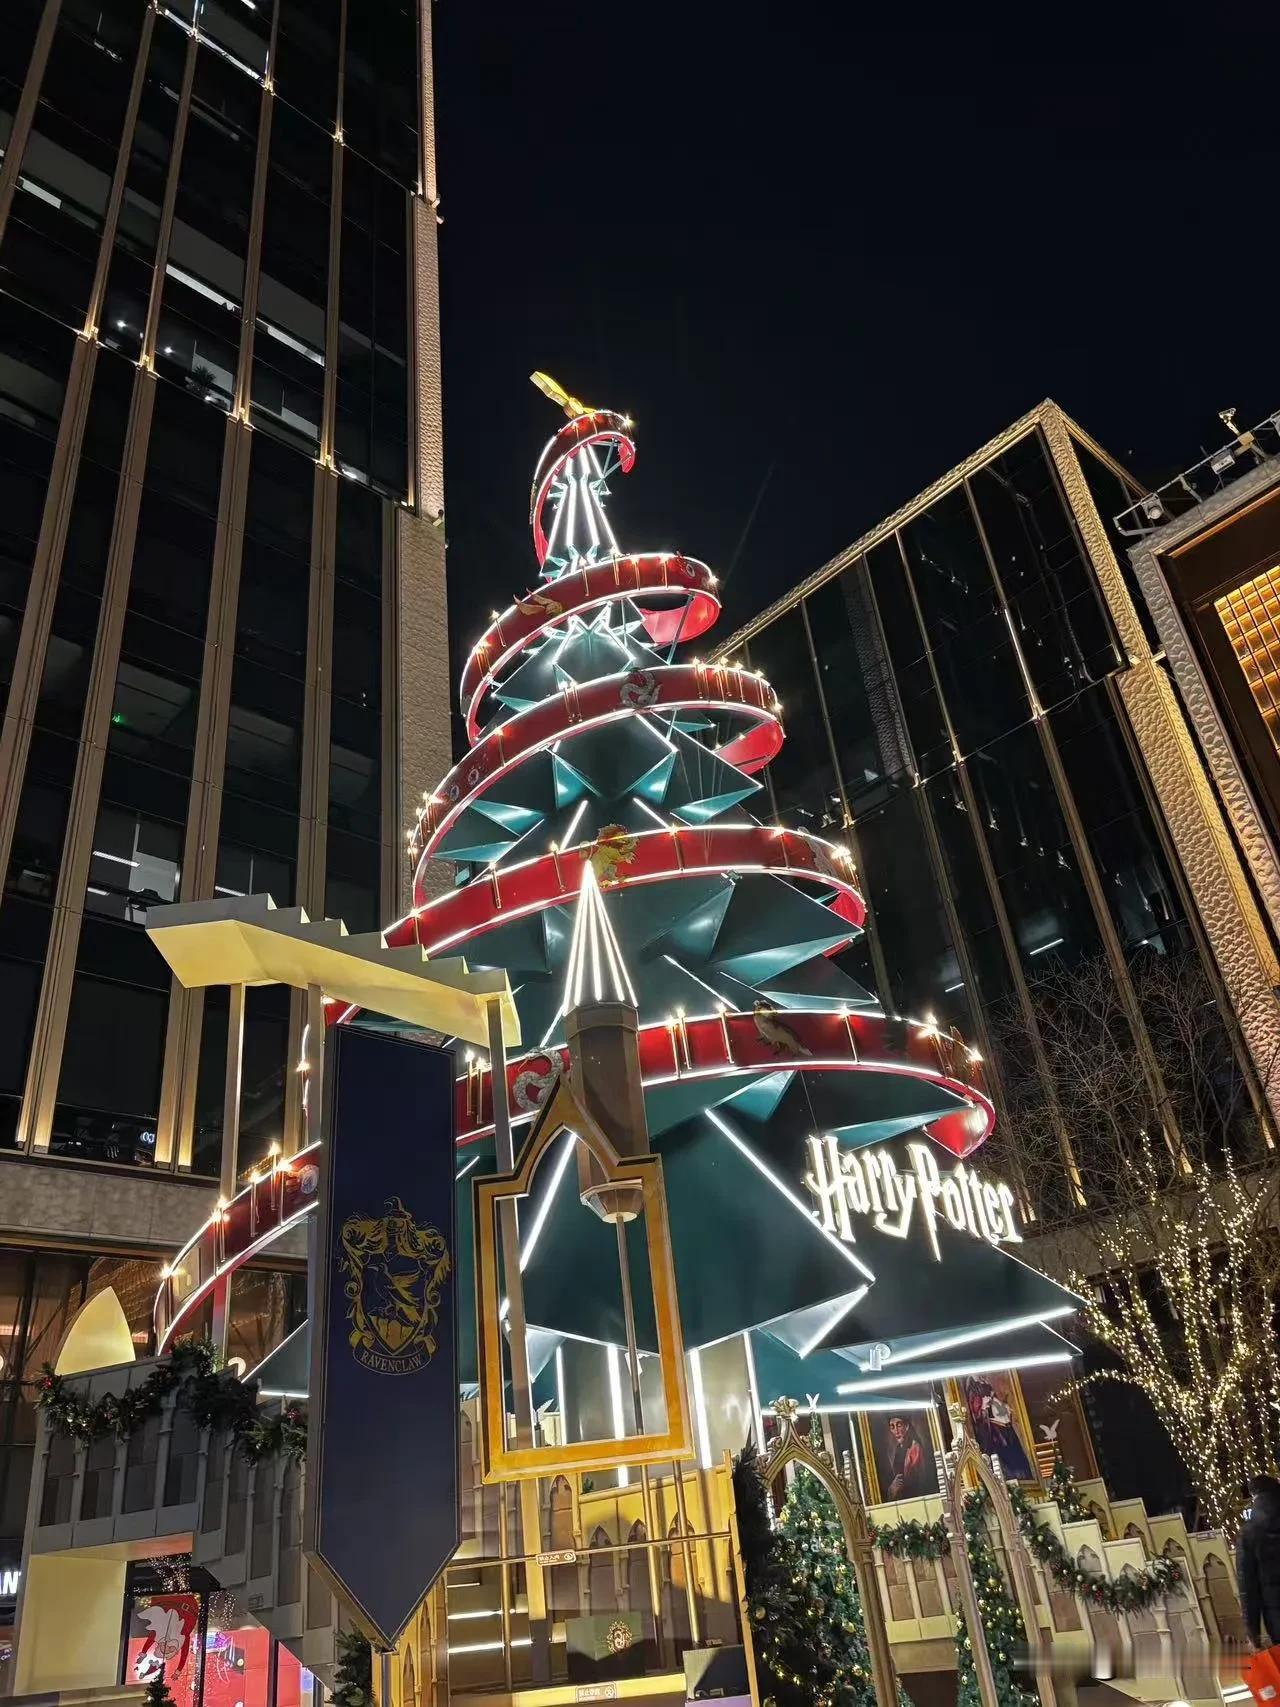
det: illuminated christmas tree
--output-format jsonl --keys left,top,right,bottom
{"left": 734, "top": 1429, "right": 906, "bottom": 1707}
{"left": 379, "top": 376, "right": 1068, "bottom": 1400}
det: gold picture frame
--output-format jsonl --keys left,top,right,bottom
{"left": 857, "top": 1405, "right": 944, "bottom": 1505}
{"left": 473, "top": 1075, "right": 693, "bottom": 1483}
{"left": 945, "top": 1368, "right": 1040, "bottom": 1486}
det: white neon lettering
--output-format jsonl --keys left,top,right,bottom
{"left": 801, "top": 1136, "right": 1024, "bottom": 1262}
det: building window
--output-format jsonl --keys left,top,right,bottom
{"left": 743, "top": 609, "right": 840, "bottom": 832}
{"left": 0, "top": 1, "right": 145, "bottom": 330}
{"left": 272, "top": 0, "right": 341, "bottom": 131}
{"left": 343, "top": 0, "right": 419, "bottom": 188}
{"left": 193, "top": 984, "right": 290, "bottom": 1184}
{"left": 863, "top": 538, "right": 950, "bottom": 780}
{"left": 84, "top": 803, "right": 182, "bottom": 925}
{"left": 967, "top": 721, "right": 1103, "bottom": 977}
{"left": 901, "top": 486, "right": 1031, "bottom": 759}
{"left": 854, "top": 789, "right": 972, "bottom": 1029}
{"left": 52, "top": 976, "right": 168, "bottom": 1165}
{"left": 1214, "top": 565, "right": 1280, "bottom": 759}
{"left": 804, "top": 571, "right": 912, "bottom": 816}
{"left": 251, "top": 102, "right": 330, "bottom": 456}
{"left": 968, "top": 433, "right": 1119, "bottom": 710}
{"left": 334, "top": 152, "right": 408, "bottom": 500}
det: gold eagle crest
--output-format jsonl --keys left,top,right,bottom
{"left": 339, "top": 1196, "right": 450, "bottom": 1376}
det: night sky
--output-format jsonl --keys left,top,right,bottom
{"left": 434, "top": 3, "right": 1280, "bottom": 676}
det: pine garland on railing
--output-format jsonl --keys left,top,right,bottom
{"left": 1005, "top": 1483, "right": 1182, "bottom": 1612}
{"left": 331, "top": 1631, "right": 373, "bottom": 1707}
{"left": 869, "top": 1468, "right": 1182, "bottom": 1615}
{"left": 35, "top": 1337, "right": 307, "bottom": 1463}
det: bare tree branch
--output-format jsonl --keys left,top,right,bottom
{"left": 993, "top": 951, "right": 1280, "bottom": 1531}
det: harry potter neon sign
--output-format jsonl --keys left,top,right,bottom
{"left": 803, "top": 1134, "right": 1022, "bottom": 1262}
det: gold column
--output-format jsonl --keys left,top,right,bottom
{"left": 82, "top": 7, "right": 154, "bottom": 342}
{"left": 138, "top": 36, "right": 198, "bottom": 373}
{"left": 18, "top": 369, "right": 158, "bottom": 1153}
{"left": 164, "top": 418, "right": 254, "bottom": 1168}
{"left": 1041, "top": 407, "right": 1280, "bottom": 1131}
{"left": 0, "top": 0, "right": 62, "bottom": 243}
{"left": 0, "top": 338, "right": 97, "bottom": 888}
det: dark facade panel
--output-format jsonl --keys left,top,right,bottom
{"left": 736, "top": 428, "right": 1237, "bottom": 1229}
{"left": 0, "top": 6, "right": 421, "bottom": 1178}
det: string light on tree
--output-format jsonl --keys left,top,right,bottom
{"left": 733, "top": 1421, "right": 909, "bottom": 1707}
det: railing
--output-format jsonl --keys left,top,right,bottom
{"left": 32, "top": 1362, "right": 204, "bottom": 1550}
{"left": 1114, "top": 409, "right": 1280, "bottom": 537}
{"left": 26, "top": 1361, "right": 340, "bottom": 1684}
{"left": 442, "top": 1531, "right": 743, "bottom": 1696}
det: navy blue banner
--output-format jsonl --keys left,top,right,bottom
{"left": 305, "top": 1027, "right": 458, "bottom": 1645}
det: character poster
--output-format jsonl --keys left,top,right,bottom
{"left": 861, "top": 1409, "right": 941, "bottom": 1503}
{"left": 125, "top": 1594, "right": 201, "bottom": 1707}
{"left": 1018, "top": 1361, "right": 1098, "bottom": 1481}
{"left": 954, "top": 1369, "right": 1037, "bottom": 1482}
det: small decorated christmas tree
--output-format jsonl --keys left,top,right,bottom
{"left": 955, "top": 1501, "right": 1038, "bottom": 1707}
{"left": 143, "top": 1670, "right": 176, "bottom": 1707}
{"left": 734, "top": 1431, "right": 905, "bottom": 1707}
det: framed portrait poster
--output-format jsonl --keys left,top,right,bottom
{"left": 1017, "top": 1361, "right": 1098, "bottom": 1481}
{"left": 859, "top": 1407, "right": 942, "bottom": 1503}
{"left": 947, "top": 1369, "right": 1038, "bottom": 1484}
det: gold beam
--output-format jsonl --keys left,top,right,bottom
{"left": 146, "top": 895, "right": 519, "bottom": 1049}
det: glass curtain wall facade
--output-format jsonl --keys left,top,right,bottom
{"left": 0, "top": 0, "right": 445, "bottom": 1570}
{"left": 0, "top": 0, "right": 439, "bottom": 1175}
{"left": 722, "top": 411, "right": 1270, "bottom": 1226}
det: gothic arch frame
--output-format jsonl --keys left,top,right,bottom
{"left": 943, "top": 1411, "right": 1057, "bottom": 1707}
{"left": 759, "top": 1398, "right": 900, "bottom": 1707}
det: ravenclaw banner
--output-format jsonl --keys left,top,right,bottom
{"left": 305, "top": 1027, "right": 458, "bottom": 1646}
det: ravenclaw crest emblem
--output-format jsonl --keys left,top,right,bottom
{"left": 339, "top": 1196, "right": 450, "bottom": 1376}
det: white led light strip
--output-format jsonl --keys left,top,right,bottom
{"left": 835, "top": 1349, "right": 1072, "bottom": 1397}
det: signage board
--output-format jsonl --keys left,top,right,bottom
{"left": 304, "top": 1027, "right": 458, "bottom": 1646}
{"left": 804, "top": 1134, "right": 1022, "bottom": 1261}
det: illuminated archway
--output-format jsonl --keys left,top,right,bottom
{"left": 55, "top": 1287, "right": 136, "bottom": 1375}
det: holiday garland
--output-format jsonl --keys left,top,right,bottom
{"left": 869, "top": 1458, "right": 1181, "bottom": 1615}
{"left": 1046, "top": 1454, "right": 1087, "bottom": 1522}
{"left": 35, "top": 1337, "right": 307, "bottom": 1463}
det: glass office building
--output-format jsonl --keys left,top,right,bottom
{"left": 719, "top": 404, "right": 1280, "bottom": 1231}
{"left": 0, "top": 0, "right": 448, "bottom": 1577}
